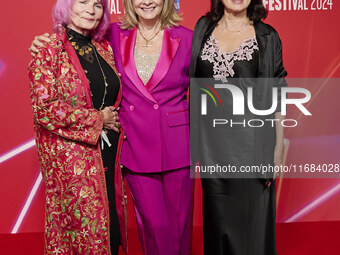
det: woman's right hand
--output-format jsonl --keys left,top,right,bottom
{"left": 101, "top": 106, "right": 121, "bottom": 133}
{"left": 29, "top": 33, "right": 51, "bottom": 56}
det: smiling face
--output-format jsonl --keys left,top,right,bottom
{"left": 132, "top": 0, "right": 163, "bottom": 24}
{"left": 222, "top": 0, "right": 251, "bottom": 14}
{"left": 68, "top": 0, "right": 104, "bottom": 35}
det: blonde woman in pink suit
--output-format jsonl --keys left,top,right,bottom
{"left": 109, "top": 1, "right": 193, "bottom": 254}
{"left": 29, "top": 1, "right": 193, "bottom": 254}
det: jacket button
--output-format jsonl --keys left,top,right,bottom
{"left": 129, "top": 105, "right": 134, "bottom": 111}
{"left": 153, "top": 104, "right": 159, "bottom": 110}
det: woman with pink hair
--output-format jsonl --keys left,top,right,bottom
{"left": 28, "top": 0, "right": 127, "bottom": 254}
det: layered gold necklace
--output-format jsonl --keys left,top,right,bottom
{"left": 68, "top": 34, "right": 108, "bottom": 110}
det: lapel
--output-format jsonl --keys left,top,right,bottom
{"left": 60, "top": 31, "right": 93, "bottom": 108}
{"left": 120, "top": 27, "right": 157, "bottom": 103}
{"left": 254, "top": 21, "right": 270, "bottom": 76}
{"left": 146, "top": 28, "right": 181, "bottom": 91}
{"left": 189, "top": 17, "right": 216, "bottom": 77}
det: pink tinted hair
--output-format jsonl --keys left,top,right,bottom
{"left": 52, "top": 0, "right": 111, "bottom": 41}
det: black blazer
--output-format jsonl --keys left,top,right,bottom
{"left": 190, "top": 16, "right": 287, "bottom": 79}
{"left": 189, "top": 16, "right": 288, "bottom": 179}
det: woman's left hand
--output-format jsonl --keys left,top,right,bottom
{"left": 102, "top": 106, "right": 121, "bottom": 133}
{"left": 265, "top": 145, "right": 283, "bottom": 187}
{"left": 111, "top": 109, "right": 121, "bottom": 133}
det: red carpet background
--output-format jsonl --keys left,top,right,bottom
{"left": 2, "top": 215, "right": 340, "bottom": 254}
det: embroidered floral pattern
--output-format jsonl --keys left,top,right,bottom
{"left": 201, "top": 34, "right": 259, "bottom": 82}
{"left": 28, "top": 32, "right": 127, "bottom": 255}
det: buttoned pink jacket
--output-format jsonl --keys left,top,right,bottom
{"left": 109, "top": 23, "right": 192, "bottom": 172}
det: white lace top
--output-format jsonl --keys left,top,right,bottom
{"left": 200, "top": 34, "right": 259, "bottom": 82}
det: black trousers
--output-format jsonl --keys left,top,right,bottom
{"left": 201, "top": 178, "right": 277, "bottom": 255}
{"left": 101, "top": 131, "right": 121, "bottom": 255}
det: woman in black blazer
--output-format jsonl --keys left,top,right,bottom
{"left": 190, "top": 0, "right": 287, "bottom": 254}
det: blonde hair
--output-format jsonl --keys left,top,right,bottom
{"left": 121, "top": 0, "right": 182, "bottom": 29}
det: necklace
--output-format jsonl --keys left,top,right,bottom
{"left": 88, "top": 43, "right": 108, "bottom": 110}
{"left": 68, "top": 32, "right": 108, "bottom": 111}
{"left": 70, "top": 41, "right": 92, "bottom": 55}
{"left": 138, "top": 28, "right": 161, "bottom": 47}
{"left": 223, "top": 18, "right": 250, "bottom": 35}
{"left": 68, "top": 34, "right": 94, "bottom": 63}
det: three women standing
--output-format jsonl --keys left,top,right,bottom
{"left": 29, "top": 0, "right": 286, "bottom": 254}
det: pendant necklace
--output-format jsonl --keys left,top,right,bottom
{"left": 223, "top": 18, "right": 250, "bottom": 35}
{"left": 138, "top": 27, "right": 161, "bottom": 47}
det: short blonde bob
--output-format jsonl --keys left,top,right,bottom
{"left": 121, "top": 0, "right": 182, "bottom": 29}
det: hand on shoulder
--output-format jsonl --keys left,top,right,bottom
{"left": 29, "top": 33, "right": 53, "bottom": 56}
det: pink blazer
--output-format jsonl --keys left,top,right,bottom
{"left": 109, "top": 23, "right": 192, "bottom": 172}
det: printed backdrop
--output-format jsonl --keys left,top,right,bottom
{"left": 0, "top": 0, "right": 339, "bottom": 235}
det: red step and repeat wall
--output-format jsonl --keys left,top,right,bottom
{"left": 0, "top": 0, "right": 339, "bottom": 244}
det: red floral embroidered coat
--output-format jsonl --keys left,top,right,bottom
{"left": 28, "top": 31, "right": 128, "bottom": 254}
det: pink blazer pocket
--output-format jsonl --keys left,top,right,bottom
{"left": 166, "top": 110, "right": 189, "bottom": 127}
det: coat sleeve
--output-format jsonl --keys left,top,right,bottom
{"left": 274, "top": 33, "right": 287, "bottom": 79}
{"left": 189, "top": 16, "right": 209, "bottom": 165}
{"left": 28, "top": 43, "right": 103, "bottom": 145}
{"left": 189, "top": 16, "right": 209, "bottom": 78}
{"left": 273, "top": 31, "right": 288, "bottom": 112}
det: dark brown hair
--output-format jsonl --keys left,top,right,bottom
{"left": 206, "top": 0, "right": 268, "bottom": 24}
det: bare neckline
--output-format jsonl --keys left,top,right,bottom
{"left": 210, "top": 33, "right": 257, "bottom": 55}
